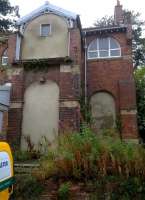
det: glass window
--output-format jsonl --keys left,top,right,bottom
{"left": 88, "top": 40, "right": 97, "bottom": 51}
{"left": 110, "top": 38, "right": 120, "bottom": 49}
{"left": 88, "top": 37, "right": 121, "bottom": 59}
{"left": 99, "top": 50, "right": 109, "bottom": 57}
{"left": 2, "top": 49, "right": 8, "bottom": 66}
{"left": 110, "top": 49, "right": 121, "bottom": 57}
{"left": 41, "top": 24, "right": 51, "bottom": 37}
{"left": 99, "top": 38, "right": 109, "bottom": 50}
{"left": 88, "top": 51, "right": 98, "bottom": 58}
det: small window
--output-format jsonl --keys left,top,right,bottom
{"left": 40, "top": 24, "right": 51, "bottom": 37}
{"left": 2, "top": 49, "right": 8, "bottom": 66}
{"left": 88, "top": 37, "right": 121, "bottom": 59}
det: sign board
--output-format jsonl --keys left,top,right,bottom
{"left": 0, "top": 152, "right": 11, "bottom": 182}
{"left": 0, "top": 143, "right": 14, "bottom": 196}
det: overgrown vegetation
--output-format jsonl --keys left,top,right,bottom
{"left": 39, "top": 126, "right": 145, "bottom": 181}
{"left": 58, "top": 182, "right": 70, "bottom": 200}
{"left": 13, "top": 127, "right": 145, "bottom": 199}
{"left": 11, "top": 175, "right": 44, "bottom": 200}
{"left": 134, "top": 66, "right": 145, "bottom": 141}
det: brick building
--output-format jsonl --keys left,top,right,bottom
{"left": 0, "top": 1, "right": 138, "bottom": 148}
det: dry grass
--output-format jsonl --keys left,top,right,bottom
{"left": 39, "top": 126, "right": 145, "bottom": 180}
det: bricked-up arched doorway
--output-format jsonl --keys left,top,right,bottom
{"left": 21, "top": 81, "right": 59, "bottom": 150}
{"left": 90, "top": 92, "right": 116, "bottom": 132}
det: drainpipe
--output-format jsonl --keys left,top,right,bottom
{"left": 84, "top": 31, "right": 87, "bottom": 105}
{"left": 68, "top": 30, "right": 70, "bottom": 57}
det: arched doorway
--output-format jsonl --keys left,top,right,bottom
{"left": 90, "top": 92, "right": 116, "bottom": 132}
{"left": 21, "top": 81, "right": 59, "bottom": 150}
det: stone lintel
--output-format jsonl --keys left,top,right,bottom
{"left": 60, "top": 101, "right": 80, "bottom": 108}
{"left": 121, "top": 109, "right": 137, "bottom": 115}
{"left": 10, "top": 102, "right": 22, "bottom": 109}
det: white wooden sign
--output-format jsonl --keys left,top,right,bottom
{"left": 0, "top": 152, "right": 11, "bottom": 182}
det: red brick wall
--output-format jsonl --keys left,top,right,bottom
{"left": 85, "top": 31, "right": 138, "bottom": 139}
{"left": 0, "top": 26, "right": 139, "bottom": 145}
{"left": 6, "top": 27, "right": 82, "bottom": 147}
{"left": 0, "top": 34, "right": 16, "bottom": 64}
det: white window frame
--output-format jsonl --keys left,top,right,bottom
{"left": 2, "top": 56, "right": 8, "bottom": 66}
{"left": 88, "top": 37, "right": 121, "bottom": 60}
{"left": 40, "top": 24, "right": 51, "bottom": 37}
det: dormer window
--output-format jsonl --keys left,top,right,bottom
{"left": 40, "top": 24, "right": 51, "bottom": 37}
{"left": 2, "top": 49, "right": 8, "bottom": 66}
{"left": 88, "top": 37, "right": 121, "bottom": 59}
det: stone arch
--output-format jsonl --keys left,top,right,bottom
{"left": 21, "top": 80, "right": 59, "bottom": 150}
{"left": 90, "top": 91, "right": 116, "bottom": 132}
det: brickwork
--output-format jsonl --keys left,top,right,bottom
{"left": 85, "top": 30, "right": 138, "bottom": 139}
{"left": 0, "top": 3, "right": 139, "bottom": 145}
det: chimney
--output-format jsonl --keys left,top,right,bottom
{"left": 114, "top": 0, "right": 124, "bottom": 25}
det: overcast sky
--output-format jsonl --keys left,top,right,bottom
{"left": 10, "top": 0, "right": 145, "bottom": 27}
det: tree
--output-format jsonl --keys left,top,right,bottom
{"left": 94, "top": 10, "right": 145, "bottom": 69}
{"left": 0, "top": 0, "right": 19, "bottom": 31}
{"left": 134, "top": 67, "right": 145, "bottom": 141}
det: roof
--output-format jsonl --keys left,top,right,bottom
{"left": 83, "top": 25, "right": 127, "bottom": 36}
{"left": 17, "top": 1, "right": 78, "bottom": 25}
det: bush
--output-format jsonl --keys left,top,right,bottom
{"left": 39, "top": 126, "right": 145, "bottom": 180}
{"left": 58, "top": 182, "right": 70, "bottom": 200}
{"left": 11, "top": 175, "right": 44, "bottom": 200}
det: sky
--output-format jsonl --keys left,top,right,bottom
{"left": 9, "top": 0, "right": 145, "bottom": 27}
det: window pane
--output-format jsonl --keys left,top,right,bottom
{"left": 41, "top": 24, "right": 50, "bottom": 37}
{"left": 2, "top": 57, "right": 8, "bottom": 66}
{"left": 99, "top": 50, "right": 109, "bottom": 57}
{"left": 88, "top": 51, "right": 98, "bottom": 58}
{"left": 110, "top": 38, "right": 119, "bottom": 49}
{"left": 99, "top": 38, "right": 109, "bottom": 50}
{"left": 110, "top": 49, "right": 120, "bottom": 57}
{"left": 88, "top": 40, "right": 97, "bottom": 51}
{"left": 0, "top": 112, "right": 3, "bottom": 131}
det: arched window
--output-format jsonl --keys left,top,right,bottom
{"left": 88, "top": 37, "right": 121, "bottom": 59}
{"left": 1, "top": 49, "right": 8, "bottom": 66}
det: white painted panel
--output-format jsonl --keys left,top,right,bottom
{"left": 21, "top": 81, "right": 59, "bottom": 150}
{"left": 90, "top": 92, "right": 116, "bottom": 131}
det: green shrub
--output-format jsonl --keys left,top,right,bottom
{"left": 11, "top": 175, "right": 44, "bottom": 200}
{"left": 40, "top": 126, "right": 145, "bottom": 180}
{"left": 14, "top": 150, "right": 32, "bottom": 162}
{"left": 58, "top": 182, "right": 70, "bottom": 200}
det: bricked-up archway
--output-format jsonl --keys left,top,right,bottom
{"left": 90, "top": 92, "right": 116, "bottom": 132}
{"left": 21, "top": 81, "right": 59, "bottom": 150}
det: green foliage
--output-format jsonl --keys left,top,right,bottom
{"left": 58, "top": 182, "right": 70, "bottom": 200}
{"left": 11, "top": 175, "right": 44, "bottom": 200}
{"left": 14, "top": 150, "right": 32, "bottom": 162}
{"left": 134, "top": 66, "right": 145, "bottom": 139}
{"left": 0, "top": 0, "right": 19, "bottom": 31}
{"left": 89, "top": 176, "right": 145, "bottom": 200}
{"left": 40, "top": 126, "right": 145, "bottom": 180}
